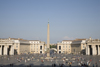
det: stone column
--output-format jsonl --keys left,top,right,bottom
{"left": 88, "top": 45, "right": 90, "bottom": 55}
{"left": 57, "top": 45, "right": 59, "bottom": 53}
{"left": 0, "top": 45, "right": 2, "bottom": 55}
{"left": 86, "top": 45, "right": 88, "bottom": 55}
{"left": 98, "top": 45, "right": 100, "bottom": 55}
{"left": 94, "top": 45, "right": 96, "bottom": 55}
{"left": 18, "top": 43, "right": 20, "bottom": 55}
{"left": 93, "top": 45, "right": 97, "bottom": 55}
{"left": 10, "top": 45, "right": 14, "bottom": 55}
{"left": 4, "top": 45, "right": 7, "bottom": 55}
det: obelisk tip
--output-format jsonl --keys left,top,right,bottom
{"left": 48, "top": 19, "right": 49, "bottom": 23}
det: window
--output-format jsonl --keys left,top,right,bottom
{"left": 38, "top": 42, "right": 39, "bottom": 43}
{"left": 16, "top": 45, "right": 18, "bottom": 48}
{"left": 63, "top": 51, "right": 65, "bottom": 53}
{"left": 83, "top": 45, "right": 85, "bottom": 48}
{"left": 40, "top": 46, "right": 42, "bottom": 50}
{"left": 59, "top": 51, "right": 61, "bottom": 53}
{"left": 74, "top": 49, "right": 75, "bottom": 52}
{"left": 64, "top": 42, "right": 66, "bottom": 44}
{"left": 40, "top": 51, "right": 42, "bottom": 53}
{"left": 16, "top": 44, "right": 18, "bottom": 48}
{"left": 59, "top": 46, "right": 61, "bottom": 50}
{"left": 63, "top": 46, "right": 64, "bottom": 48}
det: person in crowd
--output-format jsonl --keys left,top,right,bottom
{"left": 54, "top": 63, "right": 56, "bottom": 67}
{"left": 93, "top": 64, "right": 94, "bottom": 67}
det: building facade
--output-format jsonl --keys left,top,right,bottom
{"left": 57, "top": 37, "right": 100, "bottom": 55}
{"left": 0, "top": 38, "right": 45, "bottom": 55}
{"left": 71, "top": 39, "right": 86, "bottom": 54}
{"left": 57, "top": 40, "right": 72, "bottom": 54}
{"left": 1, "top": 37, "right": 100, "bottom": 55}
{"left": 0, "top": 38, "right": 14, "bottom": 55}
{"left": 29, "top": 40, "right": 45, "bottom": 54}
{"left": 86, "top": 37, "right": 100, "bottom": 55}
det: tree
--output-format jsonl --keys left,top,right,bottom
{"left": 50, "top": 45, "right": 56, "bottom": 48}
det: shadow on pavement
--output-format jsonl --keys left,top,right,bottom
{"left": 0, "top": 64, "right": 93, "bottom": 67}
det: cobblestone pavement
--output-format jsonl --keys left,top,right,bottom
{"left": 0, "top": 53, "right": 100, "bottom": 67}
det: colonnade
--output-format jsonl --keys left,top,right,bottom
{"left": 86, "top": 45, "right": 100, "bottom": 55}
{"left": 0, "top": 45, "right": 14, "bottom": 55}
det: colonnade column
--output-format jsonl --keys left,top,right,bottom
{"left": 4, "top": 45, "right": 7, "bottom": 55}
{"left": 88, "top": 45, "right": 90, "bottom": 55}
{"left": 94, "top": 45, "right": 96, "bottom": 55}
{"left": 98, "top": 45, "right": 100, "bottom": 55}
{"left": 86, "top": 45, "right": 90, "bottom": 55}
{"left": 57, "top": 45, "right": 59, "bottom": 53}
{"left": 86, "top": 45, "right": 88, "bottom": 55}
{"left": 0, "top": 45, "right": 2, "bottom": 55}
{"left": 10, "top": 45, "right": 14, "bottom": 55}
{"left": 92, "top": 45, "right": 95, "bottom": 55}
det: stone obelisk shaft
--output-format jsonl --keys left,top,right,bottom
{"left": 47, "top": 23, "right": 50, "bottom": 48}
{"left": 47, "top": 22, "right": 50, "bottom": 57}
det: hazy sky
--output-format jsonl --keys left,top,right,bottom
{"left": 0, "top": 0, "right": 100, "bottom": 43}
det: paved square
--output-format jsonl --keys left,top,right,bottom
{"left": 0, "top": 53, "right": 100, "bottom": 67}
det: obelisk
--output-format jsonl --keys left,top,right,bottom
{"left": 47, "top": 20, "right": 50, "bottom": 57}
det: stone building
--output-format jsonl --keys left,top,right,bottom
{"left": 71, "top": 39, "right": 86, "bottom": 55}
{"left": 29, "top": 40, "right": 45, "bottom": 54}
{"left": 19, "top": 39, "right": 30, "bottom": 54}
{"left": 57, "top": 40, "right": 72, "bottom": 54}
{"left": 57, "top": 37, "right": 100, "bottom": 55}
{"left": 0, "top": 38, "right": 30, "bottom": 55}
{"left": 0, "top": 37, "right": 45, "bottom": 55}
{"left": 0, "top": 38, "right": 15, "bottom": 55}
{"left": 71, "top": 37, "right": 100, "bottom": 55}
{"left": 86, "top": 37, "right": 100, "bottom": 55}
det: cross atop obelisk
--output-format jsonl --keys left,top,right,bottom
{"left": 47, "top": 20, "right": 50, "bottom": 57}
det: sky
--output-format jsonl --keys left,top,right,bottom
{"left": 0, "top": 0, "right": 100, "bottom": 43}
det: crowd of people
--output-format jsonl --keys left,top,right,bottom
{"left": 0, "top": 53, "right": 100, "bottom": 67}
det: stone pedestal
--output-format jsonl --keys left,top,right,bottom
{"left": 47, "top": 52, "right": 50, "bottom": 57}
{"left": 45, "top": 52, "right": 52, "bottom": 59}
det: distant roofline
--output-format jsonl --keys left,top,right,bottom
{"left": 0, "top": 38, "right": 29, "bottom": 41}
{"left": 62, "top": 40, "right": 73, "bottom": 41}
{"left": 62, "top": 39, "right": 86, "bottom": 41}
{"left": 29, "top": 40, "right": 40, "bottom": 41}
{"left": 74, "top": 39, "right": 86, "bottom": 40}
